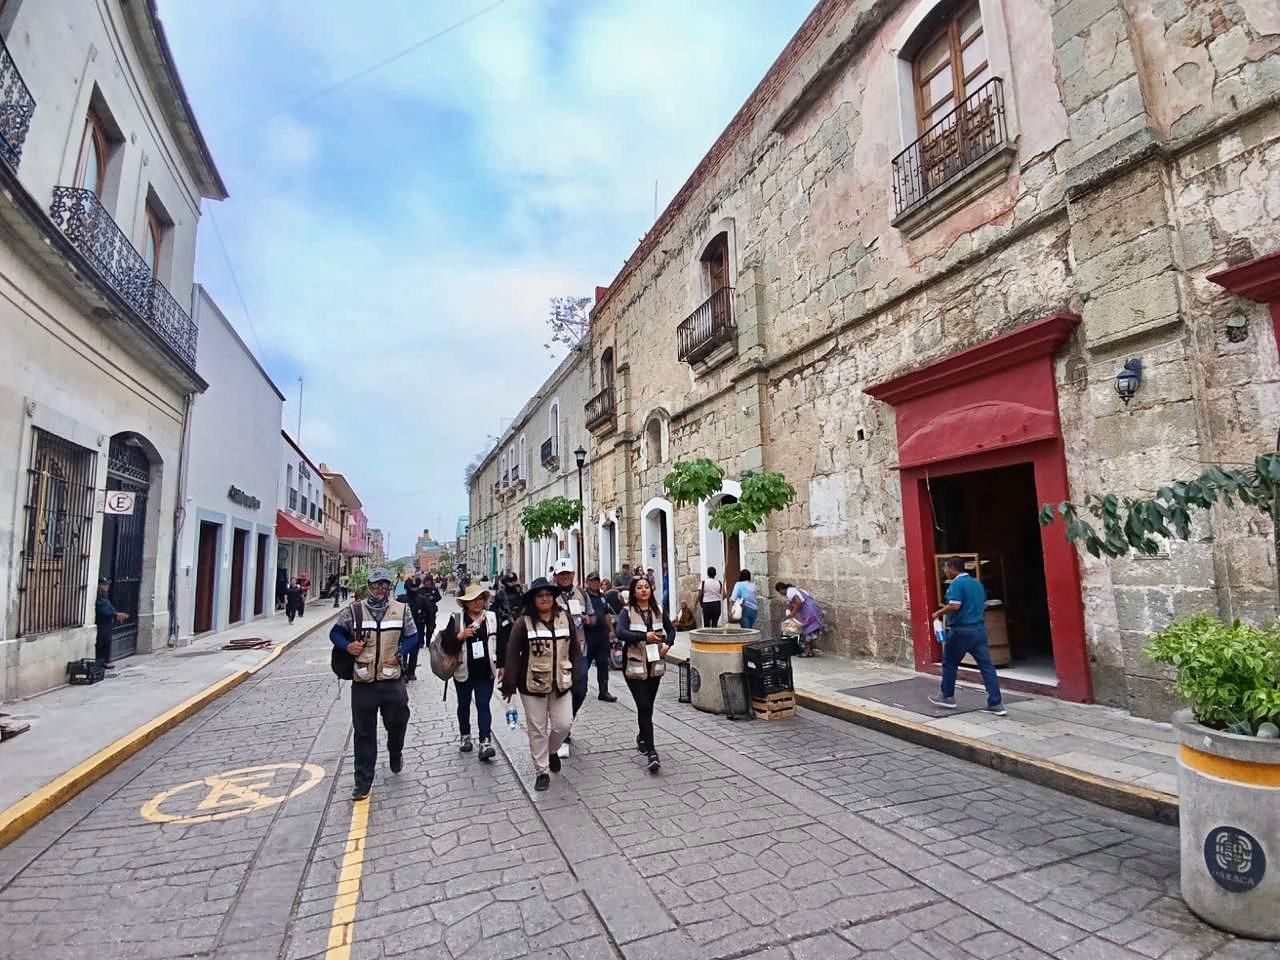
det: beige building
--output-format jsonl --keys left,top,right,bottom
{"left": 0, "top": 1, "right": 226, "bottom": 698}
{"left": 467, "top": 345, "right": 598, "bottom": 583}
{"left": 580, "top": 0, "right": 1280, "bottom": 719}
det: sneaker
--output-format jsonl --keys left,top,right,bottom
{"left": 478, "top": 740, "right": 495, "bottom": 761}
{"left": 351, "top": 785, "right": 371, "bottom": 801}
{"left": 557, "top": 742, "right": 570, "bottom": 760}
{"left": 389, "top": 752, "right": 403, "bottom": 774}
{"left": 102, "top": 662, "right": 116, "bottom": 670}
{"left": 646, "top": 750, "right": 661, "bottom": 773}
{"left": 459, "top": 735, "right": 473, "bottom": 753}
{"left": 598, "top": 692, "right": 618, "bottom": 702}
{"left": 636, "top": 736, "right": 647, "bottom": 753}
{"left": 984, "top": 704, "right": 1008, "bottom": 717}
{"left": 534, "top": 773, "right": 550, "bottom": 792}
{"left": 549, "top": 752, "right": 561, "bottom": 773}
{"left": 404, "top": 673, "right": 416, "bottom": 682}
{"left": 928, "top": 695, "right": 958, "bottom": 709}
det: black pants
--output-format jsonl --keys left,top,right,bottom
{"left": 626, "top": 676, "right": 662, "bottom": 749}
{"left": 572, "top": 637, "right": 612, "bottom": 715}
{"left": 350, "top": 679, "right": 410, "bottom": 790}
{"left": 701, "top": 601, "right": 722, "bottom": 627}
{"left": 404, "top": 616, "right": 431, "bottom": 677}
{"left": 94, "top": 625, "right": 112, "bottom": 664}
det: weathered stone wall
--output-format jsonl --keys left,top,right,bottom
{"left": 574, "top": 0, "right": 1280, "bottom": 718}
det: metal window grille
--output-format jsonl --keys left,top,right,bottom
{"left": 19, "top": 429, "right": 96, "bottom": 635}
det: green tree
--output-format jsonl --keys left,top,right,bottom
{"left": 520, "top": 496, "right": 583, "bottom": 541}
{"left": 662, "top": 459, "right": 797, "bottom": 537}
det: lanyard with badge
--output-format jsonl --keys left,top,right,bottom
{"left": 466, "top": 614, "right": 486, "bottom": 661}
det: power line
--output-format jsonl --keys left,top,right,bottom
{"left": 205, "top": 204, "right": 267, "bottom": 361}
{"left": 230, "top": 0, "right": 508, "bottom": 132}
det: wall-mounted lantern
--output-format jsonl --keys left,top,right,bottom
{"left": 1114, "top": 358, "right": 1142, "bottom": 406}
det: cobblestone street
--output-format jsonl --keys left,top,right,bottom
{"left": 0, "top": 621, "right": 1276, "bottom": 960}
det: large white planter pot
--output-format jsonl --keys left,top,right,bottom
{"left": 689, "top": 627, "right": 761, "bottom": 714}
{"left": 1174, "top": 709, "right": 1280, "bottom": 940}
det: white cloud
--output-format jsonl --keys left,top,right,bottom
{"left": 158, "top": 0, "right": 815, "bottom": 552}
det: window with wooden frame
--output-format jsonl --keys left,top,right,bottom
{"left": 912, "top": 2, "right": 993, "bottom": 189}
{"left": 144, "top": 204, "right": 164, "bottom": 275}
{"left": 74, "top": 110, "right": 111, "bottom": 196}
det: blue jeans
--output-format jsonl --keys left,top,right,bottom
{"left": 940, "top": 623, "right": 1003, "bottom": 707}
{"left": 739, "top": 606, "right": 758, "bottom": 630}
{"left": 454, "top": 675, "right": 494, "bottom": 740}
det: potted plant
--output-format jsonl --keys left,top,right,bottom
{"left": 1142, "top": 614, "right": 1280, "bottom": 939}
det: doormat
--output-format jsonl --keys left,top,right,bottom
{"left": 837, "top": 677, "right": 1027, "bottom": 718}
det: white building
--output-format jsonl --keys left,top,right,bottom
{"left": 275, "top": 432, "right": 326, "bottom": 601}
{"left": 174, "top": 287, "right": 283, "bottom": 639}
{"left": 0, "top": 1, "right": 226, "bottom": 698}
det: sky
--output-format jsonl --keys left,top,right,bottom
{"left": 159, "top": 0, "right": 815, "bottom": 559}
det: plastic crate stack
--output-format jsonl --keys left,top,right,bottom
{"left": 742, "top": 638, "right": 796, "bottom": 720}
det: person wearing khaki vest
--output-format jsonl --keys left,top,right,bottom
{"left": 500, "top": 578, "right": 581, "bottom": 791}
{"left": 329, "top": 569, "right": 418, "bottom": 801}
{"left": 616, "top": 575, "right": 675, "bottom": 773}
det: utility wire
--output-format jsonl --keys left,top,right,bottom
{"left": 205, "top": 204, "right": 267, "bottom": 361}
{"left": 229, "top": 0, "right": 508, "bottom": 132}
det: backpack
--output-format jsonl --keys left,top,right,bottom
{"left": 330, "top": 603, "right": 362, "bottom": 680}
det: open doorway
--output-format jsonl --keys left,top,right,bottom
{"left": 641, "top": 499, "right": 675, "bottom": 615}
{"left": 928, "top": 462, "right": 1054, "bottom": 683}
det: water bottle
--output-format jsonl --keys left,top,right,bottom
{"left": 506, "top": 706, "right": 518, "bottom": 730}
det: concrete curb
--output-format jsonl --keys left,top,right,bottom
{"left": 0, "top": 610, "right": 339, "bottom": 849}
{"left": 666, "top": 650, "right": 1178, "bottom": 825}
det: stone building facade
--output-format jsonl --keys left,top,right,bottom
{"left": 0, "top": 1, "right": 226, "bottom": 698}
{"left": 580, "top": 0, "right": 1280, "bottom": 718}
{"left": 467, "top": 346, "right": 597, "bottom": 583}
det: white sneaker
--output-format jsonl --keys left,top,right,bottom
{"left": 557, "top": 742, "right": 570, "bottom": 759}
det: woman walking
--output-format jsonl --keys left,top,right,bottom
{"left": 729, "top": 569, "right": 759, "bottom": 629}
{"left": 775, "top": 581, "right": 825, "bottom": 656}
{"left": 617, "top": 576, "right": 674, "bottom": 773}
{"left": 285, "top": 577, "right": 304, "bottom": 624}
{"left": 697, "top": 566, "right": 725, "bottom": 627}
{"left": 440, "top": 583, "right": 499, "bottom": 760}
{"left": 500, "top": 578, "right": 581, "bottom": 791}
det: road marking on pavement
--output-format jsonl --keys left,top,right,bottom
{"left": 324, "top": 796, "right": 371, "bottom": 959}
{"left": 139, "top": 762, "right": 325, "bottom": 824}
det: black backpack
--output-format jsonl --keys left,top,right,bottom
{"left": 330, "top": 603, "right": 362, "bottom": 680}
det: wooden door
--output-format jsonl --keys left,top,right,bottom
{"left": 253, "top": 533, "right": 268, "bottom": 616}
{"left": 194, "top": 521, "right": 218, "bottom": 633}
{"left": 229, "top": 528, "right": 248, "bottom": 624}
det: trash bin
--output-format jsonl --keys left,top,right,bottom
{"left": 688, "top": 627, "right": 761, "bottom": 713}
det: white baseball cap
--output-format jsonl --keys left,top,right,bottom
{"left": 553, "top": 557, "right": 575, "bottom": 574}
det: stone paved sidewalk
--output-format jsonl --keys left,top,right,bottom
{"left": 670, "top": 633, "right": 1179, "bottom": 801}
{"left": 0, "top": 601, "right": 338, "bottom": 814}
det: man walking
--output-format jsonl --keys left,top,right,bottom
{"left": 552, "top": 557, "right": 591, "bottom": 758}
{"left": 929, "top": 557, "right": 1006, "bottom": 716}
{"left": 94, "top": 578, "right": 126, "bottom": 670}
{"left": 402, "top": 575, "right": 437, "bottom": 681}
{"left": 573, "top": 572, "right": 617, "bottom": 712}
{"left": 330, "top": 568, "right": 419, "bottom": 800}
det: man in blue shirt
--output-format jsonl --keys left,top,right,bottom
{"left": 330, "top": 569, "right": 419, "bottom": 800}
{"left": 94, "top": 578, "right": 126, "bottom": 669}
{"left": 929, "top": 557, "right": 1005, "bottom": 715}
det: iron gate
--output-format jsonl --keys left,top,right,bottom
{"left": 100, "top": 436, "right": 150, "bottom": 660}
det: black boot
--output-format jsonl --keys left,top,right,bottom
{"left": 599, "top": 690, "right": 618, "bottom": 702}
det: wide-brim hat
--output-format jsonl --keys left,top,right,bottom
{"left": 458, "top": 583, "right": 491, "bottom": 603}
{"left": 525, "top": 577, "right": 556, "bottom": 597}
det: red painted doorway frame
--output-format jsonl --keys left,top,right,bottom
{"left": 866, "top": 312, "right": 1093, "bottom": 703}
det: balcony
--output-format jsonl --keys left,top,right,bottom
{"left": 585, "top": 386, "right": 616, "bottom": 434}
{"left": 0, "top": 34, "right": 35, "bottom": 169}
{"left": 540, "top": 436, "right": 559, "bottom": 469}
{"left": 510, "top": 462, "right": 523, "bottom": 488}
{"left": 678, "top": 286, "right": 736, "bottom": 365}
{"left": 49, "top": 187, "right": 198, "bottom": 366}
{"left": 891, "top": 78, "right": 1011, "bottom": 234}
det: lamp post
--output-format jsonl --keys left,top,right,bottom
{"left": 333, "top": 505, "right": 347, "bottom": 608}
{"left": 574, "top": 445, "right": 587, "bottom": 587}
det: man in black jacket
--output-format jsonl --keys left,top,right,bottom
{"left": 401, "top": 576, "right": 437, "bottom": 681}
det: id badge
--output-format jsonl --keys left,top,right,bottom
{"left": 645, "top": 643, "right": 660, "bottom": 663}
{"left": 568, "top": 598, "right": 583, "bottom": 616}
{"left": 470, "top": 640, "right": 484, "bottom": 660}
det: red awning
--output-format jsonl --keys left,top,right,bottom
{"left": 277, "top": 510, "right": 324, "bottom": 541}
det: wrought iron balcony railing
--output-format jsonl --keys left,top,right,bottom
{"left": 49, "top": 187, "right": 198, "bottom": 366}
{"left": 585, "top": 386, "right": 615, "bottom": 432}
{"left": 0, "top": 33, "right": 35, "bottom": 169}
{"left": 540, "top": 436, "right": 558, "bottom": 467}
{"left": 678, "top": 286, "right": 736, "bottom": 364}
{"left": 891, "top": 78, "right": 1007, "bottom": 217}
{"left": 510, "top": 463, "right": 521, "bottom": 483}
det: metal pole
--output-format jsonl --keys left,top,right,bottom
{"left": 577, "top": 460, "right": 585, "bottom": 587}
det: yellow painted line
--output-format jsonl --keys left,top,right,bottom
{"left": 1179, "top": 744, "right": 1280, "bottom": 786}
{"left": 0, "top": 611, "right": 338, "bottom": 849}
{"left": 324, "top": 796, "right": 371, "bottom": 960}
